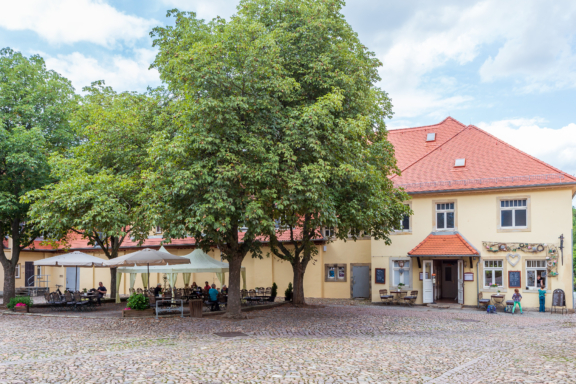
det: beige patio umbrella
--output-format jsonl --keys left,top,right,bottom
{"left": 103, "top": 248, "right": 190, "bottom": 302}
{"left": 34, "top": 251, "right": 107, "bottom": 292}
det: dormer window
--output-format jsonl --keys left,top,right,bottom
{"left": 426, "top": 133, "right": 436, "bottom": 142}
{"left": 454, "top": 158, "right": 466, "bottom": 167}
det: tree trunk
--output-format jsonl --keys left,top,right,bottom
{"left": 291, "top": 257, "right": 306, "bottom": 306}
{"left": 1, "top": 262, "right": 16, "bottom": 306}
{"left": 225, "top": 255, "right": 243, "bottom": 318}
{"left": 109, "top": 268, "right": 117, "bottom": 299}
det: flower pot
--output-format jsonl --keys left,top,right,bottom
{"left": 12, "top": 306, "right": 29, "bottom": 313}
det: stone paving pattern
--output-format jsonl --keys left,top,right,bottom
{"left": 1, "top": 300, "right": 575, "bottom": 383}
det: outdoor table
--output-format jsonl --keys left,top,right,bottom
{"left": 389, "top": 291, "right": 407, "bottom": 304}
{"left": 81, "top": 294, "right": 97, "bottom": 305}
{"left": 491, "top": 294, "right": 505, "bottom": 310}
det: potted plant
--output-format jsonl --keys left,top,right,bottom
{"left": 397, "top": 283, "right": 405, "bottom": 291}
{"left": 7, "top": 296, "right": 33, "bottom": 313}
{"left": 269, "top": 283, "right": 278, "bottom": 302}
{"left": 83, "top": 288, "right": 87, "bottom": 293}
{"left": 490, "top": 284, "right": 501, "bottom": 295}
{"left": 123, "top": 294, "right": 153, "bottom": 317}
{"left": 284, "top": 282, "right": 293, "bottom": 302}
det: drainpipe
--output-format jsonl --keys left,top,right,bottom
{"left": 476, "top": 257, "right": 480, "bottom": 308}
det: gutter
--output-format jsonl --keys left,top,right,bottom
{"left": 405, "top": 181, "right": 576, "bottom": 195}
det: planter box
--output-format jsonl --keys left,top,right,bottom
{"left": 122, "top": 308, "right": 155, "bottom": 318}
{"left": 12, "top": 306, "right": 29, "bottom": 313}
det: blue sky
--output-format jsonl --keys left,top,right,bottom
{"left": 2, "top": 0, "right": 576, "bottom": 177}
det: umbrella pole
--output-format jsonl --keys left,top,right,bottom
{"left": 147, "top": 263, "right": 150, "bottom": 290}
{"left": 75, "top": 266, "right": 78, "bottom": 292}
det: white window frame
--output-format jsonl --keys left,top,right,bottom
{"left": 394, "top": 203, "right": 412, "bottom": 233}
{"left": 526, "top": 260, "right": 547, "bottom": 290}
{"left": 500, "top": 199, "right": 527, "bottom": 229}
{"left": 483, "top": 260, "right": 504, "bottom": 288}
{"left": 435, "top": 202, "right": 455, "bottom": 230}
{"left": 155, "top": 226, "right": 162, "bottom": 234}
{"left": 391, "top": 259, "right": 412, "bottom": 288}
{"left": 15, "top": 264, "right": 20, "bottom": 279}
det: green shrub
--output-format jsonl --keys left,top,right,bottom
{"left": 7, "top": 296, "right": 33, "bottom": 309}
{"left": 126, "top": 294, "right": 149, "bottom": 310}
{"left": 271, "top": 282, "right": 278, "bottom": 298}
{"left": 285, "top": 282, "right": 293, "bottom": 300}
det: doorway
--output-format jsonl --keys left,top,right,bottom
{"left": 351, "top": 264, "right": 370, "bottom": 298}
{"left": 66, "top": 267, "right": 80, "bottom": 292}
{"left": 433, "top": 259, "right": 464, "bottom": 304}
{"left": 24, "top": 262, "right": 34, "bottom": 287}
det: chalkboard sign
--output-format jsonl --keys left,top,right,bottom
{"left": 552, "top": 289, "right": 565, "bottom": 307}
{"left": 375, "top": 268, "right": 386, "bottom": 284}
{"left": 508, "top": 271, "right": 521, "bottom": 288}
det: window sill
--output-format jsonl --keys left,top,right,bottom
{"left": 481, "top": 288, "right": 508, "bottom": 293}
{"left": 524, "top": 288, "right": 550, "bottom": 293}
{"left": 391, "top": 231, "right": 412, "bottom": 236}
{"left": 497, "top": 227, "right": 531, "bottom": 233}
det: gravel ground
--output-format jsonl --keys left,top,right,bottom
{"left": 0, "top": 301, "right": 575, "bottom": 383}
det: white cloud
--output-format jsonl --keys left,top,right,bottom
{"left": 0, "top": 0, "right": 157, "bottom": 47}
{"left": 43, "top": 49, "right": 161, "bottom": 93}
{"left": 477, "top": 118, "right": 576, "bottom": 176}
{"left": 161, "top": 0, "right": 239, "bottom": 21}
{"left": 363, "top": 0, "right": 576, "bottom": 118}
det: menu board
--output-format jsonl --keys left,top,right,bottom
{"left": 552, "top": 289, "right": 565, "bottom": 307}
{"left": 375, "top": 268, "right": 386, "bottom": 284}
{"left": 464, "top": 272, "right": 474, "bottom": 281}
{"left": 508, "top": 271, "right": 521, "bottom": 288}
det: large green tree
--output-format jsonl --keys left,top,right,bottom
{"left": 0, "top": 48, "right": 77, "bottom": 304}
{"left": 26, "top": 82, "right": 166, "bottom": 298}
{"left": 240, "top": 0, "right": 410, "bottom": 305}
{"left": 145, "top": 7, "right": 294, "bottom": 318}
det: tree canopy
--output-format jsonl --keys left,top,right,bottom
{"left": 0, "top": 48, "right": 77, "bottom": 303}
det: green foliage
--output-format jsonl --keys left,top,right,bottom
{"left": 271, "top": 282, "right": 278, "bottom": 298}
{"left": 26, "top": 82, "right": 169, "bottom": 257}
{"left": 126, "top": 293, "right": 149, "bottom": 310}
{"left": 284, "top": 282, "right": 293, "bottom": 299}
{"left": 7, "top": 296, "right": 33, "bottom": 309}
{"left": 0, "top": 48, "right": 77, "bottom": 303}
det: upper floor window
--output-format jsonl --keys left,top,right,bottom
{"left": 155, "top": 226, "right": 162, "bottom": 234}
{"left": 436, "top": 202, "right": 455, "bottom": 230}
{"left": 324, "top": 227, "right": 335, "bottom": 238}
{"left": 395, "top": 204, "right": 411, "bottom": 232}
{"left": 500, "top": 199, "right": 527, "bottom": 228}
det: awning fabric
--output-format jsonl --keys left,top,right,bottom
{"left": 407, "top": 231, "right": 480, "bottom": 257}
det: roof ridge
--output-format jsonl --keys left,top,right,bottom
{"left": 388, "top": 116, "right": 466, "bottom": 133}
{"left": 468, "top": 125, "right": 576, "bottom": 182}
{"left": 391, "top": 123, "right": 471, "bottom": 178}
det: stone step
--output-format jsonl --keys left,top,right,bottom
{"left": 426, "top": 303, "right": 463, "bottom": 310}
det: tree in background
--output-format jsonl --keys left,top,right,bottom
{"left": 145, "top": 8, "right": 292, "bottom": 318}
{"left": 0, "top": 48, "right": 77, "bottom": 304}
{"left": 26, "top": 82, "right": 167, "bottom": 298}
{"left": 239, "top": 0, "right": 410, "bottom": 305}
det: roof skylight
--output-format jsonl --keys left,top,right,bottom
{"left": 454, "top": 158, "right": 466, "bottom": 167}
{"left": 426, "top": 133, "right": 436, "bottom": 142}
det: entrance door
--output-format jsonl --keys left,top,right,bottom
{"left": 66, "top": 267, "right": 80, "bottom": 292}
{"left": 457, "top": 259, "right": 464, "bottom": 304}
{"left": 24, "top": 262, "right": 35, "bottom": 287}
{"left": 423, "top": 260, "right": 433, "bottom": 303}
{"left": 352, "top": 266, "right": 370, "bottom": 298}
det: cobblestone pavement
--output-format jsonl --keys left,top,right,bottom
{"left": 1, "top": 303, "right": 575, "bottom": 383}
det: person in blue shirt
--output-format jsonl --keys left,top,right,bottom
{"left": 208, "top": 283, "right": 220, "bottom": 311}
{"left": 538, "top": 282, "right": 546, "bottom": 312}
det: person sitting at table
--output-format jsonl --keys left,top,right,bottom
{"left": 208, "top": 283, "right": 220, "bottom": 311}
{"left": 221, "top": 285, "right": 228, "bottom": 294}
{"left": 191, "top": 282, "right": 198, "bottom": 290}
{"left": 153, "top": 284, "right": 162, "bottom": 297}
{"left": 96, "top": 282, "right": 107, "bottom": 306}
{"left": 204, "top": 281, "right": 211, "bottom": 291}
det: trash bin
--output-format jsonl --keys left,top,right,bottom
{"left": 189, "top": 299, "right": 203, "bottom": 318}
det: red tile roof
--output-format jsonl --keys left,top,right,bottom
{"left": 388, "top": 117, "right": 467, "bottom": 170}
{"left": 408, "top": 232, "right": 479, "bottom": 256}
{"left": 389, "top": 118, "right": 576, "bottom": 192}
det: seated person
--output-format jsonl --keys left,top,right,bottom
{"left": 96, "top": 282, "right": 107, "bottom": 305}
{"left": 208, "top": 283, "right": 220, "bottom": 311}
{"left": 191, "top": 282, "right": 198, "bottom": 290}
{"left": 153, "top": 284, "right": 162, "bottom": 297}
{"left": 204, "top": 281, "right": 211, "bottom": 291}
{"left": 221, "top": 285, "right": 228, "bottom": 294}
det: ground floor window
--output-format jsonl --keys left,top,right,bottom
{"left": 325, "top": 264, "right": 346, "bottom": 282}
{"left": 484, "top": 260, "right": 503, "bottom": 287}
{"left": 15, "top": 264, "right": 20, "bottom": 279}
{"left": 392, "top": 260, "right": 411, "bottom": 287}
{"left": 526, "top": 260, "right": 547, "bottom": 289}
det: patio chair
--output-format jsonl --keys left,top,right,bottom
{"left": 478, "top": 293, "right": 490, "bottom": 310}
{"left": 74, "top": 292, "right": 90, "bottom": 311}
{"left": 64, "top": 292, "right": 77, "bottom": 311}
{"left": 403, "top": 290, "right": 419, "bottom": 306}
{"left": 129, "top": 288, "right": 135, "bottom": 295}
{"left": 50, "top": 292, "right": 65, "bottom": 311}
{"left": 379, "top": 289, "right": 394, "bottom": 305}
